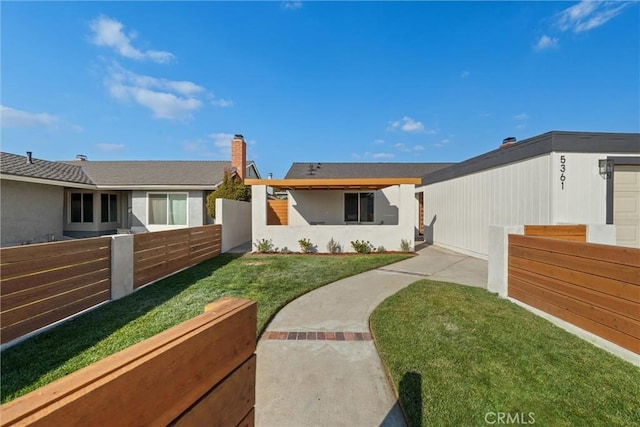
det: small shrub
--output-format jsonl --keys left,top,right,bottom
{"left": 254, "top": 238, "right": 274, "bottom": 253}
{"left": 326, "top": 238, "right": 341, "bottom": 253}
{"left": 400, "top": 239, "right": 411, "bottom": 252}
{"left": 280, "top": 246, "right": 291, "bottom": 254}
{"left": 376, "top": 245, "right": 386, "bottom": 253}
{"left": 350, "top": 240, "right": 372, "bottom": 254}
{"left": 298, "top": 238, "right": 314, "bottom": 253}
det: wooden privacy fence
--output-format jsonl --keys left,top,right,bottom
{"left": 0, "top": 238, "right": 111, "bottom": 345}
{"left": 134, "top": 225, "right": 221, "bottom": 289}
{"left": 508, "top": 235, "right": 640, "bottom": 354}
{"left": 524, "top": 225, "right": 586, "bottom": 242}
{"left": 267, "top": 199, "right": 288, "bottom": 225}
{"left": 0, "top": 297, "right": 257, "bottom": 427}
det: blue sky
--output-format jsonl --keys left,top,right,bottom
{"left": 2, "top": 1, "right": 638, "bottom": 178}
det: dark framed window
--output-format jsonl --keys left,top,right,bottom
{"left": 344, "top": 192, "right": 374, "bottom": 222}
{"left": 101, "top": 193, "right": 118, "bottom": 223}
{"left": 70, "top": 192, "right": 94, "bottom": 223}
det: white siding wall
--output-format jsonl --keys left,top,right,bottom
{"left": 422, "top": 155, "right": 552, "bottom": 259}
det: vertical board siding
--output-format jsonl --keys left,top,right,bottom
{"left": 133, "top": 225, "right": 221, "bottom": 289}
{"left": 0, "top": 238, "right": 111, "bottom": 344}
{"left": 267, "top": 200, "right": 288, "bottom": 225}
{"left": 508, "top": 234, "right": 640, "bottom": 354}
{"left": 524, "top": 225, "right": 586, "bottom": 242}
{"left": 0, "top": 297, "right": 257, "bottom": 427}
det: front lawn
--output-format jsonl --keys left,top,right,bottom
{"left": 1, "top": 252, "right": 409, "bottom": 403}
{"left": 370, "top": 280, "right": 640, "bottom": 427}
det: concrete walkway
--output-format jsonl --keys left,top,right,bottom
{"left": 255, "top": 245, "right": 487, "bottom": 427}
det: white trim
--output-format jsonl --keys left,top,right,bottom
{"left": 146, "top": 192, "right": 189, "bottom": 226}
{"left": 96, "top": 184, "right": 219, "bottom": 191}
{"left": 1, "top": 173, "right": 96, "bottom": 189}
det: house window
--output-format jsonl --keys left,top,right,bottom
{"left": 148, "top": 193, "right": 188, "bottom": 225}
{"left": 70, "top": 192, "right": 94, "bottom": 223}
{"left": 101, "top": 194, "right": 118, "bottom": 223}
{"left": 344, "top": 192, "right": 374, "bottom": 222}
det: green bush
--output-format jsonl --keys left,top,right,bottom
{"left": 376, "top": 245, "right": 386, "bottom": 253}
{"left": 400, "top": 239, "right": 411, "bottom": 252}
{"left": 350, "top": 240, "right": 372, "bottom": 254}
{"left": 254, "top": 238, "right": 274, "bottom": 253}
{"left": 298, "top": 238, "right": 314, "bottom": 253}
{"left": 206, "top": 170, "right": 251, "bottom": 218}
{"left": 326, "top": 238, "right": 341, "bottom": 253}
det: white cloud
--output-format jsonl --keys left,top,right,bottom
{"left": 388, "top": 116, "right": 425, "bottom": 133}
{"left": 372, "top": 139, "right": 385, "bottom": 145}
{"left": 394, "top": 142, "right": 426, "bottom": 152}
{"left": 211, "top": 98, "right": 233, "bottom": 108}
{"left": 514, "top": 112, "right": 529, "bottom": 121}
{"left": 96, "top": 143, "right": 125, "bottom": 152}
{"left": 461, "top": 70, "right": 470, "bottom": 78}
{"left": 533, "top": 35, "right": 559, "bottom": 51}
{"left": 209, "top": 132, "right": 235, "bottom": 149}
{"left": 394, "top": 142, "right": 407, "bottom": 151}
{"left": 371, "top": 152, "right": 394, "bottom": 159}
{"left": 555, "top": 1, "right": 629, "bottom": 33}
{"left": 90, "top": 16, "right": 174, "bottom": 63}
{"left": 433, "top": 138, "right": 451, "bottom": 148}
{"left": 413, "top": 144, "right": 425, "bottom": 151}
{"left": 0, "top": 105, "right": 58, "bottom": 128}
{"left": 281, "top": 1, "right": 303, "bottom": 10}
{"left": 106, "top": 64, "right": 204, "bottom": 119}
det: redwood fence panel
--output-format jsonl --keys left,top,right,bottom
{"left": 524, "top": 224, "right": 587, "bottom": 242}
{"left": 0, "top": 297, "right": 257, "bottom": 427}
{"left": 267, "top": 200, "right": 288, "bottom": 225}
{"left": 133, "top": 225, "right": 221, "bottom": 289}
{"left": 0, "top": 238, "right": 111, "bottom": 344}
{"left": 508, "top": 234, "right": 640, "bottom": 354}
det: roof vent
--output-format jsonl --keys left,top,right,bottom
{"left": 26, "top": 151, "right": 33, "bottom": 164}
{"left": 500, "top": 136, "right": 517, "bottom": 149}
{"left": 75, "top": 154, "right": 88, "bottom": 161}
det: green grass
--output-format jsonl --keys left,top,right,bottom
{"left": 370, "top": 280, "right": 640, "bottom": 427}
{"left": 1, "top": 252, "right": 409, "bottom": 403}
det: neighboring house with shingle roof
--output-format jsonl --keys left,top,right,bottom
{"left": 245, "top": 161, "right": 453, "bottom": 252}
{"left": 0, "top": 135, "right": 258, "bottom": 246}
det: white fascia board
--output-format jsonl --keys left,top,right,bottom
{"left": 95, "top": 183, "right": 222, "bottom": 191}
{"left": 0, "top": 173, "right": 97, "bottom": 190}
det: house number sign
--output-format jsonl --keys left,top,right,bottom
{"left": 560, "top": 155, "right": 566, "bottom": 190}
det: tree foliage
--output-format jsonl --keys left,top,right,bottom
{"left": 206, "top": 170, "right": 251, "bottom": 218}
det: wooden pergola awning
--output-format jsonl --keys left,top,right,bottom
{"left": 244, "top": 177, "right": 421, "bottom": 190}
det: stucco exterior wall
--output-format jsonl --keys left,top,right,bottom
{"left": 217, "top": 199, "right": 252, "bottom": 252}
{"left": 1, "top": 180, "right": 63, "bottom": 246}
{"left": 252, "top": 184, "right": 415, "bottom": 252}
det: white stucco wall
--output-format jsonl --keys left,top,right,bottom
{"left": 217, "top": 199, "right": 252, "bottom": 252}
{"left": 1, "top": 180, "right": 64, "bottom": 246}
{"left": 252, "top": 184, "right": 415, "bottom": 252}
{"left": 288, "top": 186, "right": 401, "bottom": 226}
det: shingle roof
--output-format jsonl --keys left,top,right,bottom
{"left": 63, "top": 160, "right": 236, "bottom": 187}
{"left": 284, "top": 162, "right": 455, "bottom": 179}
{"left": 0, "top": 152, "right": 94, "bottom": 185}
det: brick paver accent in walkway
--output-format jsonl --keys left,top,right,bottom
{"left": 263, "top": 331, "right": 372, "bottom": 341}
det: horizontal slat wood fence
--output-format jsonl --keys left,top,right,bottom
{"left": 524, "top": 225, "right": 586, "bottom": 242}
{"left": 0, "top": 297, "right": 257, "bottom": 427}
{"left": 508, "top": 234, "right": 640, "bottom": 354}
{"left": 0, "top": 238, "right": 111, "bottom": 344}
{"left": 267, "top": 200, "right": 288, "bottom": 225}
{"left": 133, "top": 225, "right": 221, "bottom": 289}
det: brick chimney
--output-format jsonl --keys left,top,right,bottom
{"left": 231, "top": 134, "right": 247, "bottom": 181}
